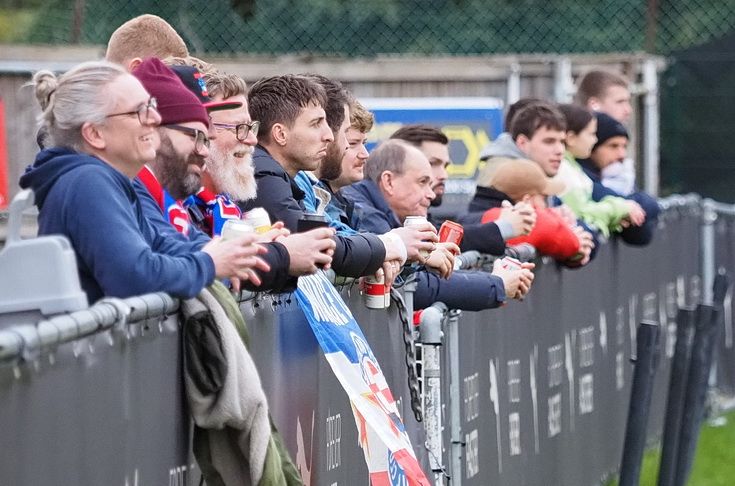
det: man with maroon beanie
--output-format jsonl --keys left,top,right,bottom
{"left": 131, "top": 57, "right": 335, "bottom": 291}
{"left": 132, "top": 57, "right": 213, "bottom": 238}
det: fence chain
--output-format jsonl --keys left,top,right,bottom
{"left": 391, "top": 286, "right": 423, "bottom": 423}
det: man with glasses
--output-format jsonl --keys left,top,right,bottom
{"left": 134, "top": 59, "right": 335, "bottom": 289}
{"left": 191, "top": 70, "right": 338, "bottom": 282}
{"left": 131, "top": 58, "right": 217, "bottom": 237}
{"left": 178, "top": 69, "right": 259, "bottom": 237}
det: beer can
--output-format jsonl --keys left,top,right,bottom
{"left": 403, "top": 215, "right": 430, "bottom": 258}
{"left": 403, "top": 216, "right": 429, "bottom": 227}
{"left": 499, "top": 256, "right": 523, "bottom": 270}
{"left": 439, "top": 220, "right": 464, "bottom": 251}
{"left": 221, "top": 219, "right": 255, "bottom": 240}
{"left": 243, "top": 207, "right": 272, "bottom": 234}
{"left": 364, "top": 274, "right": 391, "bottom": 309}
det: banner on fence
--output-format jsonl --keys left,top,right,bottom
{"left": 295, "top": 272, "right": 430, "bottom": 486}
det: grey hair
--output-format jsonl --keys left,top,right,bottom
{"left": 364, "top": 139, "right": 412, "bottom": 183}
{"left": 33, "top": 61, "right": 127, "bottom": 153}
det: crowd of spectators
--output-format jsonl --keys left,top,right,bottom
{"left": 13, "top": 13, "right": 662, "bottom": 484}
{"left": 20, "top": 14, "right": 657, "bottom": 312}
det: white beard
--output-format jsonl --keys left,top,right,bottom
{"left": 206, "top": 142, "right": 257, "bottom": 202}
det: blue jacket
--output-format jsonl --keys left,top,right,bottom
{"left": 19, "top": 148, "right": 215, "bottom": 304}
{"left": 294, "top": 171, "right": 358, "bottom": 236}
{"left": 579, "top": 159, "right": 659, "bottom": 246}
{"left": 343, "top": 180, "right": 506, "bottom": 311}
{"left": 133, "top": 179, "right": 295, "bottom": 294}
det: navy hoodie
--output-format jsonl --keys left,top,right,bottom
{"left": 578, "top": 158, "right": 659, "bottom": 246}
{"left": 19, "top": 148, "right": 215, "bottom": 304}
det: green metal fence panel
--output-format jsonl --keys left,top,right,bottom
{"left": 4, "top": 0, "right": 735, "bottom": 57}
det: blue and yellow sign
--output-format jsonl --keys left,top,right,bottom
{"left": 361, "top": 97, "right": 504, "bottom": 218}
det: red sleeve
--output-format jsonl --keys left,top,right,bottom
{"left": 506, "top": 208, "right": 581, "bottom": 260}
{"left": 480, "top": 207, "right": 503, "bottom": 224}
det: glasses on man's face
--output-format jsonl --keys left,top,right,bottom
{"left": 165, "top": 124, "right": 211, "bottom": 153}
{"left": 106, "top": 97, "right": 158, "bottom": 125}
{"left": 212, "top": 121, "right": 260, "bottom": 142}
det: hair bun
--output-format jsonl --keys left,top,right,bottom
{"left": 33, "top": 70, "right": 58, "bottom": 111}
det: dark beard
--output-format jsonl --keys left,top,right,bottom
{"left": 430, "top": 194, "right": 443, "bottom": 207}
{"left": 156, "top": 135, "right": 203, "bottom": 200}
{"left": 319, "top": 141, "right": 344, "bottom": 181}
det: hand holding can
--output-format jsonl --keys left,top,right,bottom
{"left": 438, "top": 220, "right": 463, "bottom": 254}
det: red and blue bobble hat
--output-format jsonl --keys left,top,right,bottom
{"left": 169, "top": 65, "right": 242, "bottom": 113}
{"left": 131, "top": 57, "right": 209, "bottom": 127}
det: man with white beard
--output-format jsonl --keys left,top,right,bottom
{"left": 183, "top": 71, "right": 259, "bottom": 236}
{"left": 182, "top": 70, "right": 338, "bottom": 285}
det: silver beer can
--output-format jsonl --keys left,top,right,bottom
{"left": 403, "top": 215, "right": 430, "bottom": 258}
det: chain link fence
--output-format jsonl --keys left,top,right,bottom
{"left": 3, "top": 0, "right": 735, "bottom": 57}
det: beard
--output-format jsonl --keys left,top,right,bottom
{"left": 430, "top": 182, "right": 445, "bottom": 207}
{"left": 156, "top": 134, "right": 203, "bottom": 200}
{"left": 206, "top": 142, "right": 257, "bottom": 202}
{"left": 318, "top": 140, "right": 344, "bottom": 181}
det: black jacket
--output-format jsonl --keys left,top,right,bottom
{"left": 241, "top": 146, "right": 385, "bottom": 278}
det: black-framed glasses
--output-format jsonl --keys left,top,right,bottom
{"left": 106, "top": 97, "right": 158, "bottom": 125}
{"left": 165, "top": 124, "right": 211, "bottom": 152}
{"left": 212, "top": 121, "right": 260, "bottom": 141}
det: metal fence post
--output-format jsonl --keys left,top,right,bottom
{"left": 419, "top": 302, "right": 448, "bottom": 486}
{"left": 700, "top": 199, "right": 717, "bottom": 306}
{"left": 618, "top": 320, "right": 662, "bottom": 486}
{"left": 506, "top": 62, "right": 521, "bottom": 107}
{"left": 673, "top": 273, "right": 728, "bottom": 486}
{"left": 672, "top": 303, "right": 715, "bottom": 486}
{"left": 657, "top": 307, "right": 696, "bottom": 486}
{"left": 553, "top": 56, "right": 574, "bottom": 103}
{"left": 642, "top": 58, "right": 660, "bottom": 196}
{"left": 447, "top": 309, "right": 463, "bottom": 486}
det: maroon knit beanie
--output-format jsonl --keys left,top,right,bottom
{"left": 132, "top": 57, "right": 209, "bottom": 127}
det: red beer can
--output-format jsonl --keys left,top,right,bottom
{"left": 439, "top": 220, "right": 464, "bottom": 251}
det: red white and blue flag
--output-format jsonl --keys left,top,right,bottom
{"left": 295, "top": 272, "right": 430, "bottom": 486}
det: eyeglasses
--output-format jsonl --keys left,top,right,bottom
{"left": 106, "top": 97, "right": 158, "bottom": 125}
{"left": 212, "top": 121, "right": 260, "bottom": 141}
{"left": 165, "top": 124, "right": 211, "bottom": 152}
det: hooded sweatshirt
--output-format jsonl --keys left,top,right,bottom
{"left": 476, "top": 133, "right": 529, "bottom": 191}
{"left": 556, "top": 152, "right": 630, "bottom": 237}
{"left": 478, "top": 132, "right": 527, "bottom": 161}
{"left": 19, "top": 148, "right": 215, "bottom": 304}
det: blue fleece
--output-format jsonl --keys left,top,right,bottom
{"left": 19, "top": 148, "right": 215, "bottom": 303}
